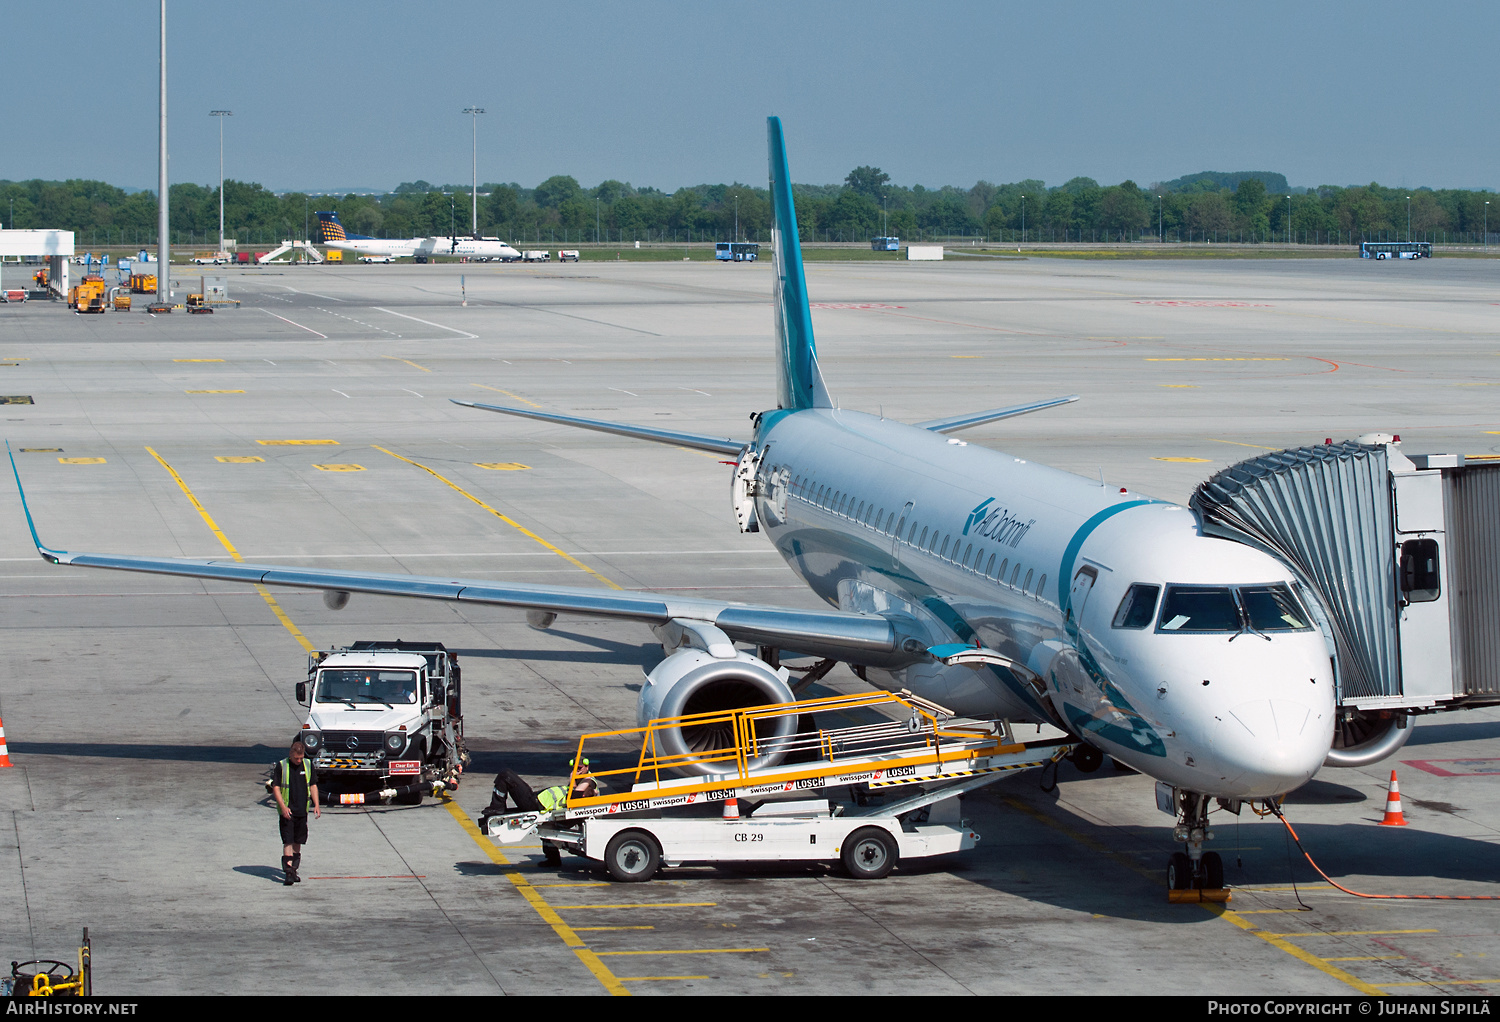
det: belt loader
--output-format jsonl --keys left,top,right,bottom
{"left": 484, "top": 690, "right": 1072, "bottom": 881}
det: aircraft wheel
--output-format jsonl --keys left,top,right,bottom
{"left": 604, "top": 829, "right": 661, "bottom": 883}
{"left": 1071, "top": 743, "right": 1104, "bottom": 773}
{"left": 1167, "top": 852, "right": 1194, "bottom": 890}
{"left": 1203, "top": 851, "right": 1225, "bottom": 889}
{"left": 842, "top": 827, "right": 898, "bottom": 880}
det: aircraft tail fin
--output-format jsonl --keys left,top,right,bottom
{"left": 315, "top": 210, "right": 373, "bottom": 243}
{"left": 767, "top": 117, "right": 831, "bottom": 410}
{"left": 315, "top": 211, "right": 346, "bottom": 243}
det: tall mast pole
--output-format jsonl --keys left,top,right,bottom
{"left": 464, "top": 107, "right": 484, "bottom": 237}
{"left": 157, "top": 0, "right": 169, "bottom": 302}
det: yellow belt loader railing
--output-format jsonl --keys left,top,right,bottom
{"left": 560, "top": 690, "right": 1028, "bottom": 815}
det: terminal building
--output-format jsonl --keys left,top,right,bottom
{"left": 0, "top": 229, "right": 75, "bottom": 298}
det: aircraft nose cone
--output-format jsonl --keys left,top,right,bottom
{"left": 1211, "top": 698, "right": 1328, "bottom": 797}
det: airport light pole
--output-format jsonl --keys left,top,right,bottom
{"left": 156, "top": 0, "right": 169, "bottom": 303}
{"left": 1020, "top": 195, "right": 1025, "bottom": 245}
{"left": 1287, "top": 195, "right": 1292, "bottom": 245}
{"left": 1157, "top": 195, "right": 1162, "bottom": 242}
{"left": 211, "top": 110, "right": 231, "bottom": 255}
{"left": 1406, "top": 196, "right": 1411, "bottom": 242}
{"left": 464, "top": 107, "right": 484, "bottom": 237}
{"left": 1486, "top": 201, "right": 1489, "bottom": 253}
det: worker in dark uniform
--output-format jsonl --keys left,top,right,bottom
{"left": 272, "top": 738, "right": 321, "bottom": 886}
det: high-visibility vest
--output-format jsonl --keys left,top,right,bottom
{"left": 278, "top": 758, "right": 315, "bottom": 813}
{"left": 536, "top": 786, "right": 567, "bottom": 811}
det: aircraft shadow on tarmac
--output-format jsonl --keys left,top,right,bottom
{"left": 9, "top": 741, "right": 280, "bottom": 764}
{"left": 943, "top": 779, "right": 1500, "bottom": 923}
{"left": 1402, "top": 719, "right": 1500, "bottom": 746}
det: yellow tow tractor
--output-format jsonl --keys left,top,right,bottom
{"left": 68, "top": 276, "right": 106, "bottom": 313}
{"left": 128, "top": 273, "right": 157, "bottom": 294}
{"left": 7, "top": 929, "right": 91, "bottom": 997}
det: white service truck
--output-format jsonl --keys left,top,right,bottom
{"left": 522, "top": 250, "right": 550, "bottom": 262}
{"left": 294, "top": 641, "right": 468, "bottom": 803}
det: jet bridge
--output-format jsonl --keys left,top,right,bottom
{"left": 1191, "top": 438, "right": 1500, "bottom": 764}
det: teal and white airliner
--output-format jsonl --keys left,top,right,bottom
{"left": 11, "top": 119, "right": 1335, "bottom": 890}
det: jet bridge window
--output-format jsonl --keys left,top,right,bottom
{"left": 1111, "top": 584, "right": 1161, "bottom": 629}
{"left": 1400, "top": 539, "right": 1441, "bottom": 603}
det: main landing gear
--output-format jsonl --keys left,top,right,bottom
{"left": 1164, "top": 789, "right": 1228, "bottom": 901}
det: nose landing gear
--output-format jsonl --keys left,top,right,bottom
{"left": 1163, "top": 789, "right": 1229, "bottom": 902}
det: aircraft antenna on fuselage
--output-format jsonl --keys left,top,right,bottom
{"left": 767, "top": 116, "right": 832, "bottom": 411}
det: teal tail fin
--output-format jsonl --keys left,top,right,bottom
{"left": 767, "top": 117, "right": 831, "bottom": 410}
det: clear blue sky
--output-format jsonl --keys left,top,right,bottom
{"left": 7, "top": 1, "right": 1495, "bottom": 194}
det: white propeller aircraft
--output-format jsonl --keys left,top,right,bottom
{"left": 10, "top": 118, "right": 1338, "bottom": 892}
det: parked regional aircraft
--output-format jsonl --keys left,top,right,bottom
{"left": 12, "top": 119, "right": 1341, "bottom": 892}
{"left": 316, "top": 211, "right": 521, "bottom": 263}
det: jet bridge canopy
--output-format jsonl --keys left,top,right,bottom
{"left": 1191, "top": 441, "right": 1500, "bottom": 712}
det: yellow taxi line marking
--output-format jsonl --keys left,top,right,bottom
{"left": 1159, "top": 384, "right": 1198, "bottom": 388}
{"left": 531, "top": 882, "right": 611, "bottom": 888}
{"left": 554, "top": 903, "right": 717, "bottom": 910}
{"left": 617, "top": 975, "right": 708, "bottom": 981}
{"left": 381, "top": 355, "right": 432, "bottom": 372}
{"left": 1000, "top": 797, "right": 1385, "bottom": 997}
{"left": 216, "top": 456, "right": 265, "bottom": 463}
{"left": 372, "top": 446, "right": 623, "bottom": 589}
{"left": 472, "top": 383, "right": 542, "bottom": 408}
{"left": 1207, "top": 437, "right": 1279, "bottom": 450}
{"left": 674, "top": 446, "right": 722, "bottom": 461}
{"left": 257, "top": 439, "right": 339, "bottom": 446}
{"left": 441, "top": 798, "right": 629, "bottom": 996}
{"left": 1205, "top": 905, "right": 1388, "bottom": 996}
{"left": 575, "top": 926, "right": 657, "bottom": 931}
{"left": 143, "top": 446, "right": 314, "bottom": 653}
{"left": 594, "top": 948, "right": 768, "bottom": 957}
{"left": 1262, "top": 930, "right": 1440, "bottom": 938}
{"left": 1383, "top": 979, "right": 1500, "bottom": 988}
{"left": 58, "top": 457, "right": 105, "bottom": 465}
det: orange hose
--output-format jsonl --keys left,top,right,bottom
{"left": 1276, "top": 807, "right": 1500, "bottom": 900}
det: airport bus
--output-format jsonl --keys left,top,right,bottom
{"left": 1359, "top": 241, "right": 1431, "bottom": 259}
{"left": 715, "top": 242, "right": 760, "bottom": 262}
{"left": 871, "top": 237, "right": 899, "bottom": 251}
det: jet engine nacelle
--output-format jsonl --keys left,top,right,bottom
{"left": 637, "top": 648, "right": 797, "bottom": 776}
{"left": 1323, "top": 710, "right": 1413, "bottom": 768}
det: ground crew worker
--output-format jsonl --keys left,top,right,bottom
{"left": 272, "top": 738, "right": 321, "bottom": 886}
{"left": 477, "top": 766, "right": 540, "bottom": 828}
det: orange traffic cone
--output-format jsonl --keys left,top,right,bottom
{"left": 0, "top": 717, "right": 13, "bottom": 768}
{"left": 722, "top": 797, "right": 740, "bottom": 820}
{"left": 1379, "top": 769, "right": 1408, "bottom": 826}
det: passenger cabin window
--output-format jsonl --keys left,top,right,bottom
{"left": 940, "top": 536, "right": 949, "bottom": 558}
{"left": 1112, "top": 584, "right": 1160, "bottom": 628}
{"left": 986, "top": 553, "right": 996, "bottom": 576}
{"left": 1400, "top": 539, "right": 1441, "bottom": 603}
{"left": 918, "top": 526, "right": 928, "bottom": 548}
{"left": 1036, "top": 574, "right": 1047, "bottom": 598}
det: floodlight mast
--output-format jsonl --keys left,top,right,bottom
{"left": 464, "top": 107, "right": 485, "bottom": 237}
{"left": 157, "top": 0, "right": 168, "bottom": 301}
{"left": 211, "top": 111, "right": 232, "bottom": 256}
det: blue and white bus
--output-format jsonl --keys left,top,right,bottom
{"left": 1360, "top": 241, "right": 1431, "bottom": 260}
{"left": 715, "top": 242, "right": 759, "bottom": 262}
{"left": 871, "top": 237, "right": 899, "bottom": 251}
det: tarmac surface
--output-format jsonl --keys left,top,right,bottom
{"left": 1, "top": 255, "right": 1499, "bottom": 995}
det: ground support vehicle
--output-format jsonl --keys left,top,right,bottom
{"left": 68, "top": 276, "right": 106, "bottom": 313}
{"left": 485, "top": 690, "right": 1072, "bottom": 881}
{"left": 290, "top": 640, "right": 469, "bottom": 805}
{"left": 128, "top": 273, "right": 156, "bottom": 294}
{"left": 558, "top": 250, "right": 579, "bottom": 262}
{"left": 522, "top": 250, "right": 550, "bottom": 262}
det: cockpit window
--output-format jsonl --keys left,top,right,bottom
{"left": 1111, "top": 584, "right": 1160, "bottom": 629}
{"left": 1158, "top": 587, "right": 1240, "bottom": 632}
{"left": 1157, "top": 584, "right": 1313, "bottom": 634}
{"left": 1239, "top": 585, "right": 1312, "bottom": 631}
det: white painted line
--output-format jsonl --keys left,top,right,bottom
{"left": 276, "top": 284, "right": 343, "bottom": 302}
{"left": 609, "top": 387, "right": 638, "bottom": 397}
{"left": 332, "top": 389, "right": 351, "bottom": 398}
{"left": 254, "top": 307, "right": 328, "bottom": 338}
{"left": 372, "top": 307, "right": 478, "bottom": 338}
{"left": 402, "top": 389, "right": 424, "bottom": 398}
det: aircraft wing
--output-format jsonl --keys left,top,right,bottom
{"left": 8, "top": 445, "right": 898, "bottom": 660}
{"left": 28, "top": 547, "right": 902, "bottom": 659}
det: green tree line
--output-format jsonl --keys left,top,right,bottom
{"left": 3, "top": 170, "right": 1495, "bottom": 248}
